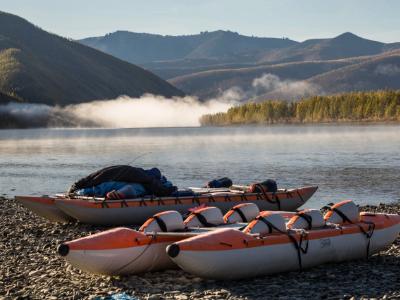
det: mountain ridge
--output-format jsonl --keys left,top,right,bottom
{"left": 259, "top": 32, "right": 387, "bottom": 64}
{"left": 0, "top": 11, "right": 184, "bottom": 106}
{"left": 80, "top": 30, "right": 297, "bottom": 64}
{"left": 79, "top": 30, "right": 399, "bottom": 79}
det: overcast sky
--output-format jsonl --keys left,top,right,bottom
{"left": 2, "top": 0, "right": 400, "bottom": 42}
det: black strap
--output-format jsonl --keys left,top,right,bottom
{"left": 174, "top": 196, "right": 182, "bottom": 204}
{"left": 255, "top": 184, "right": 281, "bottom": 210}
{"left": 192, "top": 195, "right": 200, "bottom": 205}
{"left": 256, "top": 215, "right": 308, "bottom": 271}
{"left": 297, "top": 213, "right": 313, "bottom": 230}
{"left": 357, "top": 220, "right": 375, "bottom": 257}
{"left": 331, "top": 207, "right": 353, "bottom": 224}
{"left": 233, "top": 207, "right": 248, "bottom": 222}
{"left": 298, "top": 230, "right": 309, "bottom": 254}
{"left": 322, "top": 203, "right": 334, "bottom": 211}
{"left": 191, "top": 212, "right": 217, "bottom": 227}
{"left": 224, "top": 194, "right": 231, "bottom": 202}
{"left": 256, "top": 216, "right": 276, "bottom": 234}
{"left": 208, "top": 195, "right": 216, "bottom": 202}
{"left": 257, "top": 184, "right": 270, "bottom": 202}
{"left": 326, "top": 206, "right": 375, "bottom": 258}
{"left": 296, "top": 190, "right": 305, "bottom": 203}
{"left": 152, "top": 215, "right": 168, "bottom": 232}
{"left": 241, "top": 194, "right": 248, "bottom": 202}
{"left": 139, "top": 198, "right": 147, "bottom": 207}
{"left": 157, "top": 197, "right": 165, "bottom": 206}
{"left": 273, "top": 193, "right": 281, "bottom": 210}
{"left": 101, "top": 199, "right": 109, "bottom": 208}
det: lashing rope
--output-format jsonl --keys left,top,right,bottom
{"left": 175, "top": 196, "right": 182, "bottom": 205}
{"left": 255, "top": 184, "right": 281, "bottom": 209}
{"left": 114, "top": 233, "right": 156, "bottom": 274}
{"left": 325, "top": 205, "right": 375, "bottom": 258}
{"left": 256, "top": 215, "right": 309, "bottom": 271}
{"left": 157, "top": 197, "right": 165, "bottom": 206}
{"left": 224, "top": 194, "right": 231, "bottom": 202}
{"left": 192, "top": 195, "right": 200, "bottom": 205}
{"left": 101, "top": 199, "right": 109, "bottom": 208}
{"left": 120, "top": 199, "right": 129, "bottom": 208}
{"left": 139, "top": 198, "right": 147, "bottom": 207}
{"left": 240, "top": 194, "right": 248, "bottom": 202}
{"left": 274, "top": 193, "right": 281, "bottom": 210}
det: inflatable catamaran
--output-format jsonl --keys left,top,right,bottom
{"left": 167, "top": 200, "right": 400, "bottom": 279}
{"left": 15, "top": 185, "right": 317, "bottom": 225}
{"left": 58, "top": 201, "right": 400, "bottom": 277}
{"left": 57, "top": 203, "right": 295, "bottom": 275}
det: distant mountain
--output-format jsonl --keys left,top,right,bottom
{"left": 79, "top": 30, "right": 297, "bottom": 69}
{"left": 259, "top": 32, "right": 387, "bottom": 63}
{"left": 80, "top": 31, "right": 399, "bottom": 81}
{"left": 0, "top": 11, "right": 183, "bottom": 106}
{"left": 80, "top": 30, "right": 297, "bottom": 62}
{"left": 307, "top": 51, "right": 400, "bottom": 94}
{"left": 169, "top": 58, "right": 367, "bottom": 99}
{"left": 383, "top": 42, "right": 400, "bottom": 52}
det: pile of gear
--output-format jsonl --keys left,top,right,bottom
{"left": 68, "top": 165, "right": 278, "bottom": 200}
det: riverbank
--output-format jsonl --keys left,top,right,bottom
{"left": 0, "top": 196, "right": 399, "bottom": 299}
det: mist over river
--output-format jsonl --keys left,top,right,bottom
{"left": 0, "top": 124, "right": 399, "bottom": 207}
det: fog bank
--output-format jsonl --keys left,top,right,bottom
{"left": 65, "top": 95, "right": 234, "bottom": 128}
{"left": 0, "top": 73, "right": 322, "bottom": 128}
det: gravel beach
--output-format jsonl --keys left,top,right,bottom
{"left": 0, "top": 196, "right": 399, "bottom": 300}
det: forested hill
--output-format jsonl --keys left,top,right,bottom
{"left": 0, "top": 11, "right": 184, "bottom": 106}
{"left": 0, "top": 90, "right": 22, "bottom": 104}
{"left": 200, "top": 90, "right": 400, "bottom": 125}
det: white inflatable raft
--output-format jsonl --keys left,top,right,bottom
{"left": 15, "top": 195, "right": 74, "bottom": 223}
{"left": 58, "top": 204, "right": 296, "bottom": 275}
{"left": 16, "top": 185, "right": 316, "bottom": 225}
{"left": 167, "top": 201, "right": 400, "bottom": 279}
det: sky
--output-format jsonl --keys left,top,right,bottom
{"left": 1, "top": 0, "right": 400, "bottom": 42}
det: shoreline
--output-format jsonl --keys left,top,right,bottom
{"left": 199, "top": 120, "right": 400, "bottom": 127}
{"left": 1, "top": 121, "right": 400, "bottom": 132}
{"left": 0, "top": 197, "right": 399, "bottom": 299}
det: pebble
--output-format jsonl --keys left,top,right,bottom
{"left": 0, "top": 196, "right": 399, "bottom": 299}
{"left": 147, "top": 294, "right": 163, "bottom": 300}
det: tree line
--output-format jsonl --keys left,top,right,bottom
{"left": 200, "top": 90, "right": 400, "bottom": 126}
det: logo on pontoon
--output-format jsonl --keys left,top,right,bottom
{"left": 320, "top": 238, "right": 331, "bottom": 248}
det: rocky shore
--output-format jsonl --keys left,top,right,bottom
{"left": 0, "top": 196, "right": 399, "bottom": 300}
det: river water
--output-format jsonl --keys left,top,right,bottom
{"left": 0, "top": 125, "right": 399, "bottom": 208}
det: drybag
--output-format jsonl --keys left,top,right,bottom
{"left": 184, "top": 207, "right": 225, "bottom": 227}
{"left": 140, "top": 210, "right": 185, "bottom": 232}
{"left": 224, "top": 203, "right": 260, "bottom": 223}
